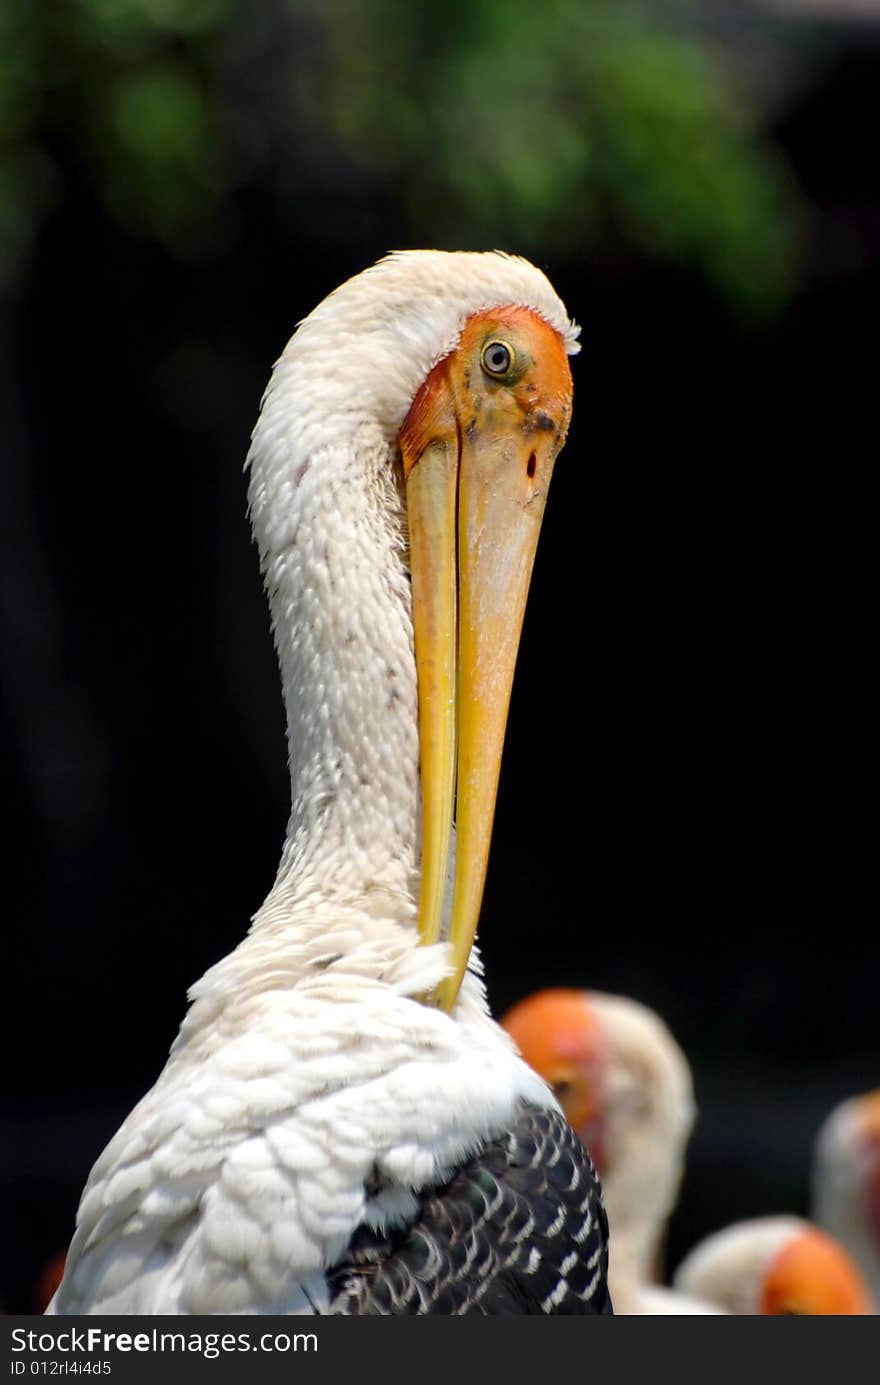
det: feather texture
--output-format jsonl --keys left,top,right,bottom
{"left": 328, "top": 1105, "right": 610, "bottom": 1315}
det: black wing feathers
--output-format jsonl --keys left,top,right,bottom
{"left": 328, "top": 1103, "right": 612, "bottom": 1315}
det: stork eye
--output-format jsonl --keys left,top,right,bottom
{"left": 481, "top": 340, "right": 514, "bottom": 378}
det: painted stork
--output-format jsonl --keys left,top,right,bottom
{"left": 48, "top": 251, "right": 611, "bottom": 1316}
{"left": 673, "top": 1217, "right": 874, "bottom": 1315}
{"left": 501, "top": 989, "right": 712, "bottom": 1313}
{"left": 812, "top": 1088, "right": 880, "bottom": 1300}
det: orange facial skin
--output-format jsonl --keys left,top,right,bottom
{"left": 761, "top": 1226, "right": 873, "bottom": 1315}
{"left": 400, "top": 306, "right": 573, "bottom": 480}
{"left": 501, "top": 989, "right": 607, "bottom": 1171}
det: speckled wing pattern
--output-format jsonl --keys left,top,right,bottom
{"left": 327, "top": 1103, "right": 611, "bottom": 1315}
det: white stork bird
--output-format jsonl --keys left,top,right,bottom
{"left": 49, "top": 251, "right": 610, "bottom": 1316}
{"left": 673, "top": 1216, "right": 874, "bottom": 1315}
{"left": 812, "top": 1088, "right": 880, "bottom": 1300}
{"left": 500, "top": 989, "right": 722, "bottom": 1313}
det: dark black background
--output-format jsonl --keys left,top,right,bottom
{"left": 2, "top": 24, "right": 876, "bottom": 1314}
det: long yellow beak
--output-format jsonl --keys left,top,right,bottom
{"left": 399, "top": 307, "right": 572, "bottom": 1012}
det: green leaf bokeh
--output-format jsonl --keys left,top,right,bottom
{"left": 0, "top": 0, "right": 806, "bottom": 318}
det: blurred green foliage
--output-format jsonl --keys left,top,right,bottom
{"left": 0, "top": 0, "right": 805, "bottom": 317}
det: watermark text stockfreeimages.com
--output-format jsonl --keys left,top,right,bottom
{"left": 11, "top": 1327, "right": 317, "bottom": 1362}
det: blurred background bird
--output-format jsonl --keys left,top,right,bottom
{"left": 673, "top": 1216, "right": 874, "bottom": 1315}
{"left": 501, "top": 988, "right": 701, "bottom": 1313}
{"left": 3, "top": 0, "right": 877, "bottom": 1310}
{"left": 503, "top": 989, "right": 880, "bottom": 1315}
{"left": 34, "top": 1250, "right": 66, "bottom": 1315}
{"left": 812, "top": 1089, "right": 880, "bottom": 1301}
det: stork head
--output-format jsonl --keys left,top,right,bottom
{"left": 813, "top": 1087, "right": 880, "bottom": 1262}
{"left": 500, "top": 989, "right": 609, "bottom": 1166}
{"left": 500, "top": 988, "right": 695, "bottom": 1269}
{"left": 674, "top": 1216, "right": 874, "bottom": 1315}
{"left": 862, "top": 1092, "right": 880, "bottom": 1245}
